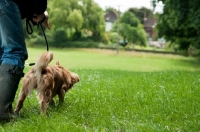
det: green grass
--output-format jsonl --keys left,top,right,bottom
{"left": 0, "top": 48, "right": 200, "bottom": 131}
{"left": 26, "top": 48, "right": 199, "bottom": 71}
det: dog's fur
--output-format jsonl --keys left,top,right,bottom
{"left": 14, "top": 51, "right": 79, "bottom": 115}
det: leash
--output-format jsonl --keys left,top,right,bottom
{"left": 25, "top": 18, "right": 49, "bottom": 66}
{"left": 39, "top": 23, "right": 49, "bottom": 51}
{"left": 26, "top": 19, "right": 49, "bottom": 51}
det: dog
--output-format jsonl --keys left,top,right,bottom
{"left": 14, "top": 51, "right": 79, "bottom": 115}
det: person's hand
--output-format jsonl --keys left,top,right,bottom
{"left": 32, "top": 11, "right": 51, "bottom": 30}
{"left": 42, "top": 11, "right": 51, "bottom": 30}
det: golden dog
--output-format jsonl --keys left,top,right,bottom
{"left": 14, "top": 51, "right": 79, "bottom": 115}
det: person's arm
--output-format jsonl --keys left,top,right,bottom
{"left": 29, "top": 0, "right": 50, "bottom": 29}
{"left": 32, "top": 11, "right": 51, "bottom": 30}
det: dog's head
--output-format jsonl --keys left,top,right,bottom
{"left": 69, "top": 72, "right": 79, "bottom": 88}
{"left": 56, "top": 62, "right": 79, "bottom": 90}
{"left": 62, "top": 72, "right": 79, "bottom": 93}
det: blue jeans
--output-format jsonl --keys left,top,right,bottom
{"left": 0, "top": 0, "right": 28, "bottom": 69}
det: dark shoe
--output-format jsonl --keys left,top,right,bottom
{"left": 0, "top": 64, "right": 24, "bottom": 123}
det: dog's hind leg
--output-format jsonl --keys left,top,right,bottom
{"left": 40, "top": 89, "right": 52, "bottom": 116}
{"left": 14, "top": 74, "right": 36, "bottom": 115}
{"left": 14, "top": 90, "right": 27, "bottom": 115}
{"left": 14, "top": 85, "right": 32, "bottom": 115}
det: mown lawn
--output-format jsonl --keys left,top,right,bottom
{"left": 0, "top": 48, "right": 200, "bottom": 132}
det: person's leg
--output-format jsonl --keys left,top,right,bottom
{"left": 0, "top": 65, "right": 24, "bottom": 122}
{"left": 0, "top": 0, "right": 28, "bottom": 122}
{"left": 0, "top": 0, "right": 28, "bottom": 67}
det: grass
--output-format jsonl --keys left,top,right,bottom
{"left": 26, "top": 48, "right": 199, "bottom": 71}
{"left": 0, "top": 47, "right": 200, "bottom": 131}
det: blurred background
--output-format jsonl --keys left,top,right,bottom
{"left": 25, "top": 0, "right": 200, "bottom": 57}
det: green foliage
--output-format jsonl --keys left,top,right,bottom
{"left": 62, "top": 41, "right": 99, "bottom": 48}
{"left": 67, "top": 9, "right": 84, "bottom": 31}
{"left": 119, "top": 11, "right": 147, "bottom": 46}
{"left": 52, "top": 29, "right": 68, "bottom": 44}
{"left": 27, "top": 30, "right": 100, "bottom": 48}
{"left": 108, "top": 32, "right": 118, "bottom": 44}
{"left": 155, "top": 0, "right": 200, "bottom": 50}
{"left": 101, "top": 32, "right": 110, "bottom": 44}
{"left": 48, "top": 0, "right": 105, "bottom": 42}
{"left": 128, "top": 7, "right": 154, "bottom": 24}
{"left": 104, "top": 7, "right": 118, "bottom": 14}
{"left": 24, "top": 0, "right": 106, "bottom": 47}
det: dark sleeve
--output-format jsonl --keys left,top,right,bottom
{"left": 13, "top": 0, "right": 47, "bottom": 19}
{"left": 29, "top": 0, "right": 47, "bottom": 26}
{"left": 30, "top": 0, "right": 47, "bottom": 16}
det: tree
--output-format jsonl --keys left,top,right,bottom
{"left": 81, "top": 0, "right": 105, "bottom": 40}
{"left": 153, "top": 0, "right": 200, "bottom": 50}
{"left": 48, "top": 0, "right": 71, "bottom": 30}
{"left": 48, "top": 0, "right": 105, "bottom": 40}
{"left": 118, "top": 11, "right": 147, "bottom": 46}
{"left": 128, "top": 7, "right": 154, "bottom": 24}
{"left": 104, "top": 7, "right": 118, "bottom": 14}
{"left": 67, "top": 9, "right": 84, "bottom": 39}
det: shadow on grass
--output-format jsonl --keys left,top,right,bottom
{"left": 171, "top": 58, "right": 200, "bottom": 69}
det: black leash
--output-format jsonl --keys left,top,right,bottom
{"left": 26, "top": 19, "right": 33, "bottom": 34}
{"left": 39, "top": 23, "right": 49, "bottom": 51}
{"left": 25, "top": 18, "right": 49, "bottom": 66}
{"left": 26, "top": 19, "right": 49, "bottom": 51}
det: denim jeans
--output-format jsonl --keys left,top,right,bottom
{"left": 0, "top": 0, "right": 28, "bottom": 68}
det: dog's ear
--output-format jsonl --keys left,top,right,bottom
{"left": 56, "top": 61, "right": 60, "bottom": 65}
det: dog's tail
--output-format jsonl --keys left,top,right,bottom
{"left": 34, "top": 51, "right": 53, "bottom": 82}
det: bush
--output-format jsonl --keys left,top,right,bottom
{"left": 108, "top": 32, "right": 118, "bottom": 44}
{"left": 101, "top": 32, "right": 110, "bottom": 44}
{"left": 51, "top": 40, "right": 100, "bottom": 48}
{"left": 27, "top": 29, "right": 100, "bottom": 48}
{"left": 53, "top": 29, "right": 68, "bottom": 43}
